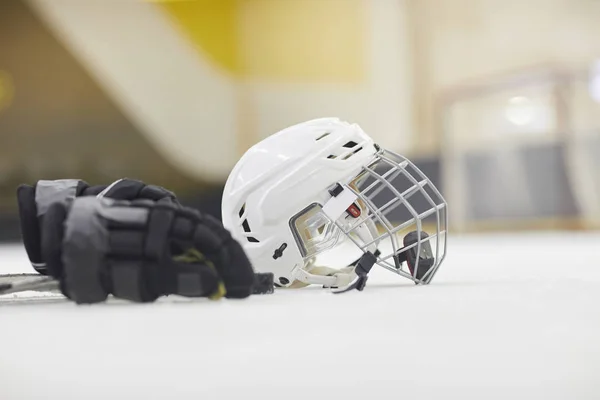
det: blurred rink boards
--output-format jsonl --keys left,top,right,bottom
{"left": 0, "top": 0, "right": 599, "bottom": 237}
{"left": 442, "top": 66, "right": 600, "bottom": 232}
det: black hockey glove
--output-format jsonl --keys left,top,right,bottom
{"left": 17, "top": 178, "right": 178, "bottom": 275}
{"left": 40, "top": 196, "right": 259, "bottom": 304}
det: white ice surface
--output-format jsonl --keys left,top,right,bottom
{"left": 0, "top": 232, "right": 599, "bottom": 400}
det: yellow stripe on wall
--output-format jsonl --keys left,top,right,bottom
{"left": 158, "top": 0, "right": 240, "bottom": 75}
{"left": 153, "top": 0, "right": 367, "bottom": 83}
{"left": 237, "top": 0, "right": 366, "bottom": 82}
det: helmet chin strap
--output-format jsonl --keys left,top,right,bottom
{"left": 351, "top": 217, "right": 379, "bottom": 253}
{"left": 329, "top": 218, "right": 379, "bottom": 293}
{"left": 290, "top": 183, "right": 381, "bottom": 292}
{"left": 291, "top": 217, "right": 379, "bottom": 291}
{"left": 290, "top": 265, "right": 357, "bottom": 288}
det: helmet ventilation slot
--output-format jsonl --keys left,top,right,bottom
{"left": 315, "top": 132, "right": 331, "bottom": 141}
{"left": 326, "top": 146, "right": 363, "bottom": 161}
{"left": 242, "top": 219, "right": 251, "bottom": 232}
{"left": 342, "top": 147, "right": 363, "bottom": 160}
{"left": 240, "top": 204, "right": 260, "bottom": 243}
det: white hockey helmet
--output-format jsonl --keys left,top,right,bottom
{"left": 222, "top": 118, "right": 447, "bottom": 292}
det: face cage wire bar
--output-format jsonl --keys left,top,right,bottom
{"left": 334, "top": 149, "right": 448, "bottom": 285}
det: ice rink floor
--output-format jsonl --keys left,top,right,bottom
{"left": 1, "top": 232, "right": 599, "bottom": 400}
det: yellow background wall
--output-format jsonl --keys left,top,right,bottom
{"left": 236, "top": 0, "right": 365, "bottom": 83}
{"left": 153, "top": 0, "right": 413, "bottom": 167}
{"left": 159, "top": 0, "right": 241, "bottom": 75}
{"left": 158, "top": 0, "right": 366, "bottom": 82}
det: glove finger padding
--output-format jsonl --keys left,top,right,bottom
{"left": 41, "top": 197, "right": 254, "bottom": 304}
{"left": 17, "top": 184, "right": 42, "bottom": 270}
{"left": 91, "top": 178, "right": 179, "bottom": 203}
{"left": 185, "top": 212, "right": 255, "bottom": 298}
{"left": 17, "top": 178, "right": 178, "bottom": 275}
{"left": 17, "top": 180, "right": 89, "bottom": 274}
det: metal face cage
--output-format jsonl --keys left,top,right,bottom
{"left": 340, "top": 149, "right": 448, "bottom": 283}
{"left": 290, "top": 149, "right": 448, "bottom": 285}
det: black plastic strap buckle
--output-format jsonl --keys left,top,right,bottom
{"left": 333, "top": 251, "right": 377, "bottom": 294}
